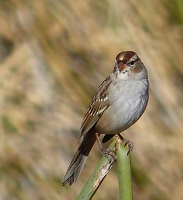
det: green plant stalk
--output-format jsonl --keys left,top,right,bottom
{"left": 77, "top": 141, "right": 116, "bottom": 200}
{"left": 116, "top": 138, "right": 133, "bottom": 200}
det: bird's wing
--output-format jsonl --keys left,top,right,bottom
{"left": 80, "top": 76, "right": 112, "bottom": 136}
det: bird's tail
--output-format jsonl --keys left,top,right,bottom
{"left": 62, "top": 132, "right": 96, "bottom": 186}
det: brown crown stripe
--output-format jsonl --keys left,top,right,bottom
{"left": 122, "top": 51, "right": 136, "bottom": 64}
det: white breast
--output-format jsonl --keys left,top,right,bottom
{"left": 96, "top": 79, "right": 148, "bottom": 135}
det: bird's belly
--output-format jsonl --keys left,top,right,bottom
{"left": 95, "top": 95, "right": 147, "bottom": 135}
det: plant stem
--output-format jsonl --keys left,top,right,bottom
{"left": 116, "top": 136, "right": 133, "bottom": 200}
{"left": 77, "top": 140, "right": 116, "bottom": 200}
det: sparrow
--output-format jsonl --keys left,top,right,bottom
{"left": 62, "top": 51, "right": 149, "bottom": 186}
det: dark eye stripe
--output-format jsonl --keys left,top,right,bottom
{"left": 128, "top": 57, "right": 140, "bottom": 66}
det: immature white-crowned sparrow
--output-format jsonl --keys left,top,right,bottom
{"left": 62, "top": 51, "right": 149, "bottom": 186}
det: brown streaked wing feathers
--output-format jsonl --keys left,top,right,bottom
{"left": 80, "top": 76, "right": 112, "bottom": 136}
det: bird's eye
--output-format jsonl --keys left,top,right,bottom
{"left": 130, "top": 61, "right": 135, "bottom": 66}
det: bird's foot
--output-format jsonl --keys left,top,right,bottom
{"left": 101, "top": 148, "right": 117, "bottom": 163}
{"left": 122, "top": 139, "right": 134, "bottom": 155}
{"left": 117, "top": 134, "right": 133, "bottom": 155}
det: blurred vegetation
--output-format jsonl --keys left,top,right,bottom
{"left": 164, "top": 0, "right": 183, "bottom": 25}
{"left": 0, "top": 0, "right": 183, "bottom": 200}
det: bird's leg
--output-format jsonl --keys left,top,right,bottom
{"left": 95, "top": 133, "right": 117, "bottom": 162}
{"left": 117, "top": 134, "right": 134, "bottom": 155}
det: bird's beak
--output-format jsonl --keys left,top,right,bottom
{"left": 118, "top": 63, "right": 127, "bottom": 72}
{"left": 114, "top": 59, "right": 126, "bottom": 73}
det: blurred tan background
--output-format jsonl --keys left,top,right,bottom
{"left": 0, "top": 0, "right": 183, "bottom": 199}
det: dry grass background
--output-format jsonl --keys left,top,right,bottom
{"left": 0, "top": 0, "right": 183, "bottom": 199}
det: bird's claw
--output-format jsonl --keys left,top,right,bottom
{"left": 122, "top": 139, "right": 134, "bottom": 155}
{"left": 101, "top": 148, "right": 117, "bottom": 163}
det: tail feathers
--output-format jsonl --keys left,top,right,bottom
{"left": 62, "top": 132, "right": 96, "bottom": 186}
{"left": 62, "top": 151, "right": 87, "bottom": 186}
